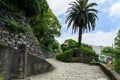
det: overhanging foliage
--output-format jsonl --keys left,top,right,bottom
{"left": 0, "top": 0, "right": 48, "bottom": 16}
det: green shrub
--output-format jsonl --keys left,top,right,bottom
{"left": 80, "top": 44, "right": 94, "bottom": 54}
{"left": 72, "top": 48, "right": 78, "bottom": 57}
{"left": 92, "top": 54, "right": 99, "bottom": 62}
{"left": 0, "top": 0, "right": 48, "bottom": 16}
{"left": 56, "top": 50, "right": 73, "bottom": 62}
{"left": 114, "top": 49, "right": 120, "bottom": 73}
{"left": 61, "top": 44, "right": 69, "bottom": 52}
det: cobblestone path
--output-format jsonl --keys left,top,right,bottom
{"left": 29, "top": 59, "right": 110, "bottom": 80}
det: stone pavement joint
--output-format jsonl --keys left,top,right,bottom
{"left": 28, "top": 59, "right": 110, "bottom": 80}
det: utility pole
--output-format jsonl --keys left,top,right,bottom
{"left": 112, "top": 43, "right": 114, "bottom": 57}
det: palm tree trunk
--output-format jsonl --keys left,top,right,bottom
{"left": 78, "top": 26, "right": 82, "bottom": 62}
{"left": 78, "top": 26, "right": 82, "bottom": 51}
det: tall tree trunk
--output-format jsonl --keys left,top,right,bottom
{"left": 78, "top": 26, "right": 82, "bottom": 51}
{"left": 78, "top": 26, "right": 82, "bottom": 62}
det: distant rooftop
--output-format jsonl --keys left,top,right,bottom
{"left": 91, "top": 45, "right": 104, "bottom": 55}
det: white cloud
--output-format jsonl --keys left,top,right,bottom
{"left": 82, "top": 31, "right": 116, "bottom": 46}
{"left": 56, "top": 30, "right": 117, "bottom": 46}
{"left": 91, "top": 0, "right": 106, "bottom": 4}
{"left": 109, "top": 1, "right": 120, "bottom": 17}
{"left": 47, "top": 0, "right": 106, "bottom": 16}
{"left": 47, "top": 0, "right": 74, "bottom": 16}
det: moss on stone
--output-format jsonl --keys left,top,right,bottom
{"left": 0, "top": 40, "right": 5, "bottom": 47}
{"left": 6, "top": 19, "right": 29, "bottom": 33}
{"left": 0, "top": 77, "right": 3, "bottom": 80}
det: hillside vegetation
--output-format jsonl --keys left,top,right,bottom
{"left": 0, "top": 0, "right": 61, "bottom": 52}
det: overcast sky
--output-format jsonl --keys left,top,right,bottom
{"left": 46, "top": 0, "right": 120, "bottom": 46}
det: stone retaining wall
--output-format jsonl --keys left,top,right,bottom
{"left": 0, "top": 29, "right": 44, "bottom": 58}
{"left": 0, "top": 46, "right": 19, "bottom": 80}
{"left": 0, "top": 45, "right": 53, "bottom": 80}
{"left": 0, "top": 8, "right": 55, "bottom": 80}
{"left": 0, "top": 9, "right": 46, "bottom": 58}
{"left": 27, "top": 54, "right": 53, "bottom": 76}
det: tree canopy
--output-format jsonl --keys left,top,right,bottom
{"left": 0, "top": 0, "right": 48, "bottom": 16}
{"left": 0, "top": 0, "right": 61, "bottom": 52}
{"left": 30, "top": 8, "right": 61, "bottom": 52}
{"left": 59, "top": 39, "right": 97, "bottom": 62}
{"left": 115, "top": 29, "right": 120, "bottom": 49}
{"left": 101, "top": 46, "right": 114, "bottom": 57}
{"left": 61, "top": 39, "right": 95, "bottom": 55}
{"left": 66, "top": 0, "right": 98, "bottom": 50}
{"left": 114, "top": 29, "right": 120, "bottom": 73}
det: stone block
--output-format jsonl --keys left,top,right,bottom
{"left": 7, "top": 41, "right": 12, "bottom": 45}
{"left": 23, "top": 41, "right": 26, "bottom": 44}
{"left": 15, "top": 35, "right": 19, "bottom": 38}
{"left": 2, "top": 31, "right": 9, "bottom": 36}
{"left": 22, "top": 36, "right": 26, "bottom": 39}
{"left": 13, "top": 47, "right": 18, "bottom": 50}
{"left": 11, "top": 39, "right": 16, "bottom": 43}
{"left": 3, "top": 37, "right": 8, "bottom": 41}
{"left": 10, "top": 33, "right": 15, "bottom": 37}
{"left": 0, "top": 35, "right": 2, "bottom": 39}
{"left": 17, "top": 41, "right": 22, "bottom": 44}
{"left": 1, "top": 22, "right": 5, "bottom": 25}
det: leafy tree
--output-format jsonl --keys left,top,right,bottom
{"left": 61, "top": 39, "right": 77, "bottom": 52}
{"left": 66, "top": 0, "right": 98, "bottom": 52}
{"left": 17, "top": 0, "right": 49, "bottom": 16}
{"left": 62, "top": 39, "right": 78, "bottom": 56}
{"left": 101, "top": 46, "right": 113, "bottom": 54}
{"left": 0, "top": 0, "right": 61, "bottom": 52}
{"left": 114, "top": 29, "right": 120, "bottom": 73}
{"left": 0, "top": 0, "right": 19, "bottom": 11}
{"left": 80, "top": 43, "right": 95, "bottom": 54}
{"left": 59, "top": 39, "right": 97, "bottom": 62}
{"left": 101, "top": 46, "right": 114, "bottom": 57}
{"left": 48, "top": 40, "right": 60, "bottom": 52}
{"left": 0, "top": 0, "right": 48, "bottom": 16}
{"left": 114, "top": 49, "right": 120, "bottom": 73}
{"left": 61, "top": 44, "right": 69, "bottom": 52}
{"left": 115, "top": 29, "right": 120, "bottom": 49}
{"left": 30, "top": 8, "right": 61, "bottom": 51}
{"left": 56, "top": 49, "right": 73, "bottom": 62}
{"left": 72, "top": 48, "right": 78, "bottom": 57}
{"left": 65, "top": 39, "right": 77, "bottom": 48}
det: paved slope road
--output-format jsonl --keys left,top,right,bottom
{"left": 29, "top": 59, "right": 110, "bottom": 80}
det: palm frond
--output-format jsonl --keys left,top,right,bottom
{"left": 66, "top": 0, "right": 98, "bottom": 34}
{"left": 86, "top": 3, "right": 97, "bottom": 9}
{"left": 87, "top": 8, "right": 98, "bottom": 13}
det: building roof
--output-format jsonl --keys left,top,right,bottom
{"left": 91, "top": 45, "right": 104, "bottom": 55}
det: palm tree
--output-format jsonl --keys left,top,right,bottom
{"left": 66, "top": 0, "right": 98, "bottom": 51}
